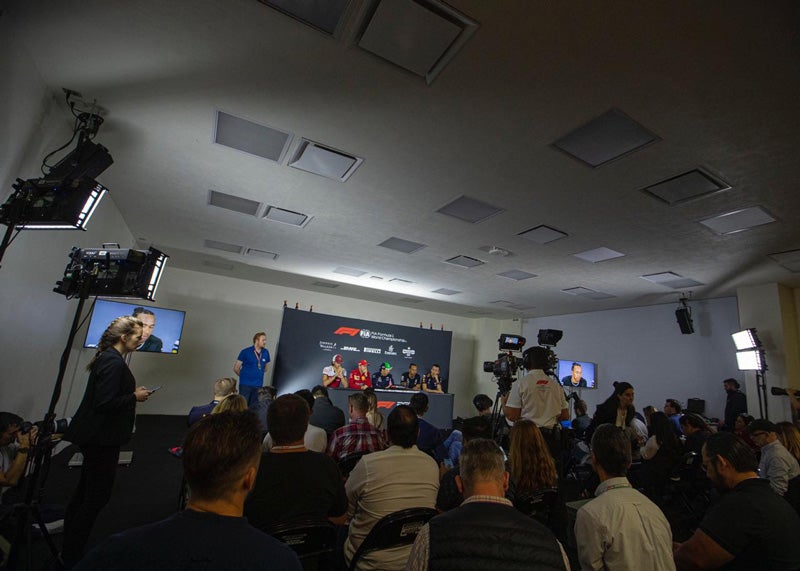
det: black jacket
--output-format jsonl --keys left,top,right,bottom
{"left": 65, "top": 348, "right": 137, "bottom": 447}
{"left": 309, "top": 397, "right": 345, "bottom": 437}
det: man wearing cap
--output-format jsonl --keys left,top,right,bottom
{"left": 349, "top": 360, "right": 372, "bottom": 390}
{"left": 371, "top": 362, "right": 395, "bottom": 389}
{"left": 747, "top": 418, "right": 800, "bottom": 496}
{"left": 322, "top": 354, "right": 348, "bottom": 389}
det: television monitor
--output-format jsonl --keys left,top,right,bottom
{"left": 84, "top": 298, "right": 186, "bottom": 354}
{"left": 557, "top": 359, "right": 597, "bottom": 389}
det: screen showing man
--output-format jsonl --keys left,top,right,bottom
{"left": 557, "top": 360, "right": 596, "bottom": 389}
{"left": 132, "top": 307, "right": 162, "bottom": 352}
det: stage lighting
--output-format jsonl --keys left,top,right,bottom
{"left": 0, "top": 178, "right": 107, "bottom": 230}
{"left": 54, "top": 246, "right": 169, "bottom": 301}
{"left": 732, "top": 328, "right": 759, "bottom": 351}
{"left": 736, "top": 349, "right": 764, "bottom": 371}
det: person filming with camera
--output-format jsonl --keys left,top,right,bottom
{"left": 502, "top": 346, "right": 568, "bottom": 431}
{"left": 0, "top": 413, "right": 38, "bottom": 501}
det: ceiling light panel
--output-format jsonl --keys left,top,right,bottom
{"left": 436, "top": 195, "right": 504, "bottom": 224}
{"left": 214, "top": 111, "right": 293, "bottom": 163}
{"left": 561, "top": 287, "right": 616, "bottom": 300}
{"left": 433, "top": 287, "right": 461, "bottom": 295}
{"left": 245, "top": 248, "right": 278, "bottom": 260}
{"left": 258, "top": 0, "right": 351, "bottom": 35}
{"left": 573, "top": 247, "right": 625, "bottom": 263}
{"left": 768, "top": 249, "right": 800, "bottom": 272}
{"left": 204, "top": 239, "right": 244, "bottom": 254}
{"left": 518, "top": 224, "right": 568, "bottom": 245}
{"left": 642, "top": 168, "right": 731, "bottom": 206}
{"left": 378, "top": 237, "right": 427, "bottom": 254}
{"left": 208, "top": 190, "right": 261, "bottom": 216}
{"left": 641, "top": 272, "right": 703, "bottom": 289}
{"left": 699, "top": 206, "right": 776, "bottom": 235}
{"left": 263, "top": 205, "right": 310, "bottom": 227}
{"left": 333, "top": 266, "right": 367, "bottom": 277}
{"left": 497, "top": 269, "right": 537, "bottom": 281}
{"left": 287, "top": 139, "right": 363, "bottom": 182}
{"left": 553, "top": 108, "right": 660, "bottom": 167}
{"left": 445, "top": 255, "right": 484, "bottom": 268}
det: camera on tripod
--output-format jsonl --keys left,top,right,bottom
{"left": 20, "top": 417, "right": 71, "bottom": 436}
{"left": 483, "top": 334, "right": 526, "bottom": 395}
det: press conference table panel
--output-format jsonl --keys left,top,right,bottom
{"left": 328, "top": 388, "right": 454, "bottom": 429}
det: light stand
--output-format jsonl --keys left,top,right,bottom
{"left": 732, "top": 328, "right": 769, "bottom": 419}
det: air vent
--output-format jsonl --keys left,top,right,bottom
{"left": 518, "top": 224, "right": 568, "bottom": 245}
{"left": 573, "top": 247, "right": 625, "bottom": 263}
{"left": 263, "top": 205, "right": 310, "bottom": 227}
{"left": 432, "top": 287, "right": 461, "bottom": 295}
{"left": 445, "top": 255, "right": 484, "bottom": 268}
{"left": 643, "top": 168, "right": 731, "bottom": 206}
{"left": 258, "top": 0, "right": 351, "bottom": 35}
{"left": 334, "top": 266, "right": 367, "bottom": 277}
{"left": 437, "top": 195, "right": 504, "bottom": 224}
{"left": 312, "top": 280, "right": 340, "bottom": 288}
{"left": 214, "top": 110, "right": 293, "bottom": 163}
{"left": 497, "top": 270, "right": 537, "bottom": 281}
{"left": 378, "top": 237, "right": 427, "bottom": 254}
{"left": 641, "top": 272, "right": 704, "bottom": 289}
{"left": 245, "top": 248, "right": 278, "bottom": 260}
{"left": 202, "top": 260, "right": 234, "bottom": 271}
{"left": 699, "top": 206, "right": 776, "bottom": 235}
{"left": 553, "top": 108, "right": 659, "bottom": 168}
{"left": 561, "top": 287, "right": 616, "bottom": 300}
{"left": 287, "top": 138, "right": 363, "bottom": 182}
{"left": 355, "top": 0, "right": 478, "bottom": 84}
{"left": 208, "top": 190, "right": 261, "bottom": 216}
{"left": 769, "top": 249, "right": 800, "bottom": 272}
{"left": 204, "top": 239, "right": 244, "bottom": 254}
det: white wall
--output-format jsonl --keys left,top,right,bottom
{"left": 523, "top": 297, "right": 742, "bottom": 421}
{"left": 59, "top": 267, "right": 519, "bottom": 419}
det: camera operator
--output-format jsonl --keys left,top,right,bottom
{"left": 502, "top": 346, "right": 568, "bottom": 431}
{"left": 0, "top": 413, "right": 37, "bottom": 503}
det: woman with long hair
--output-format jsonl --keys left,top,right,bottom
{"left": 211, "top": 394, "right": 248, "bottom": 414}
{"left": 62, "top": 316, "right": 153, "bottom": 566}
{"left": 363, "top": 388, "right": 385, "bottom": 432}
{"left": 640, "top": 411, "right": 682, "bottom": 499}
{"left": 679, "top": 412, "right": 712, "bottom": 455}
{"left": 776, "top": 421, "right": 800, "bottom": 464}
{"left": 508, "top": 419, "right": 557, "bottom": 500}
{"left": 586, "top": 382, "right": 635, "bottom": 441}
{"left": 734, "top": 413, "right": 759, "bottom": 455}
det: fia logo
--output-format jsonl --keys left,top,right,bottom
{"left": 359, "top": 329, "right": 372, "bottom": 339}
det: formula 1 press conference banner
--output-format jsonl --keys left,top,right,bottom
{"left": 272, "top": 308, "right": 453, "bottom": 395}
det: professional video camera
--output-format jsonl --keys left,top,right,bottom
{"left": 535, "top": 328, "right": 563, "bottom": 375}
{"left": 483, "top": 334, "right": 526, "bottom": 395}
{"left": 20, "top": 417, "right": 71, "bottom": 436}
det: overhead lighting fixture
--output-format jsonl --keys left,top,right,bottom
{"left": 699, "top": 206, "right": 776, "bottom": 235}
{"left": 432, "top": 287, "right": 461, "bottom": 295}
{"left": 1, "top": 178, "right": 107, "bottom": 231}
{"left": 287, "top": 138, "right": 363, "bottom": 182}
{"left": 378, "top": 237, "right": 427, "bottom": 254}
{"left": 204, "top": 239, "right": 245, "bottom": 254}
{"left": 437, "top": 195, "right": 504, "bottom": 224}
{"left": 736, "top": 349, "right": 764, "bottom": 371}
{"left": 334, "top": 266, "right": 367, "bottom": 277}
{"left": 641, "top": 271, "right": 704, "bottom": 289}
{"left": 244, "top": 248, "right": 278, "bottom": 260}
{"left": 497, "top": 270, "right": 537, "bottom": 281}
{"left": 263, "top": 205, "right": 310, "bottom": 227}
{"left": 561, "top": 286, "right": 616, "bottom": 300}
{"left": 208, "top": 190, "right": 261, "bottom": 217}
{"left": 573, "top": 247, "right": 625, "bottom": 263}
{"left": 214, "top": 110, "right": 293, "bottom": 163}
{"left": 445, "top": 255, "right": 484, "bottom": 268}
{"left": 732, "top": 328, "right": 758, "bottom": 350}
{"left": 642, "top": 168, "right": 731, "bottom": 206}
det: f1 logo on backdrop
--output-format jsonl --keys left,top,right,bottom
{"left": 333, "top": 327, "right": 360, "bottom": 336}
{"left": 377, "top": 401, "right": 396, "bottom": 410}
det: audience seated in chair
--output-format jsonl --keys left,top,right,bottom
{"left": 263, "top": 390, "right": 327, "bottom": 453}
{"left": 776, "top": 421, "right": 800, "bottom": 465}
{"left": 345, "top": 405, "right": 438, "bottom": 570}
{"left": 310, "top": 385, "right": 346, "bottom": 438}
{"left": 187, "top": 377, "right": 236, "bottom": 426}
{"left": 249, "top": 385, "right": 276, "bottom": 433}
{"left": 575, "top": 423, "right": 675, "bottom": 571}
{"left": 328, "top": 392, "right": 386, "bottom": 462}
{"left": 406, "top": 438, "right": 568, "bottom": 571}
{"left": 363, "top": 388, "right": 385, "bottom": 433}
{"left": 409, "top": 393, "right": 447, "bottom": 463}
{"left": 674, "top": 432, "right": 800, "bottom": 570}
{"left": 639, "top": 411, "right": 682, "bottom": 499}
{"left": 75, "top": 412, "right": 302, "bottom": 570}
{"left": 679, "top": 413, "right": 712, "bottom": 455}
{"left": 747, "top": 418, "right": 800, "bottom": 496}
{"left": 436, "top": 415, "right": 494, "bottom": 512}
{"left": 245, "top": 394, "right": 347, "bottom": 533}
{"left": 212, "top": 393, "right": 248, "bottom": 414}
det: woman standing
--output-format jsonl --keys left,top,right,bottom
{"left": 61, "top": 316, "right": 152, "bottom": 566}
{"left": 586, "top": 382, "right": 636, "bottom": 441}
{"left": 508, "top": 419, "right": 558, "bottom": 502}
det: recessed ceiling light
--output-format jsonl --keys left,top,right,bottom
{"left": 768, "top": 249, "right": 800, "bottom": 272}
{"left": 642, "top": 168, "right": 731, "bottom": 206}
{"left": 287, "top": 138, "right": 363, "bottom": 182}
{"left": 573, "top": 247, "right": 625, "bottom": 263}
{"left": 641, "top": 272, "right": 703, "bottom": 289}
{"left": 553, "top": 108, "right": 660, "bottom": 168}
{"left": 433, "top": 287, "right": 461, "bottom": 295}
{"left": 204, "top": 239, "right": 244, "bottom": 254}
{"left": 518, "top": 225, "right": 568, "bottom": 245}
{"left": 263, "top": 205, "right": 310, "bottom": 227}
{"left": 445, "top": 255, "right": 485, "bottom": 268}
{"left": 437, "top": 195, "right": 504, "bottom": 224}
{"left": 699, "top": 206, "right": 776, "bottom": 235}
{"left": 214, "top": 110, "right": 293, "bottom": 163}
{"left": 334, "top": 266, "right": 367, "bottom": 277}
{"left": 208, "top": 190, "right": 261, "bottom": 216}
{"left": 378, "top": 237, "right": 427, "bottom": 254}
{"left": 561, "top": 286, "right": 616, "bottom": 300}
{"left": 497, "top": 270, "right": 537, "bottom": 281}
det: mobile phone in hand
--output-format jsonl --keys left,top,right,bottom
{"left": 149, "top": 386, "right": 162, "bottom": 393}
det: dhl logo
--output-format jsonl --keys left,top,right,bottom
{"left": 377, "top": 401, "right": 396, "bottom": 409}
{"left": 333, "top": 327, "right": 361, "bottom": 336}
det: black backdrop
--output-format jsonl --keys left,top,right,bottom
{"left": 273, "top": 308, "right": 453, "bottom": 395}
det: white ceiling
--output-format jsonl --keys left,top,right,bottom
{"left": 6, "top": 0, "right": 800, "bottom": 318}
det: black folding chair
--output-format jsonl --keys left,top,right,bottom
{"left": 337, "top": 452, "right": 369, "bottom": 479}
{"left": 268, "top": 518, "right": 338, "bottom": 571}
{"left": 347, "top": 507, "right": 437, "bottom": 571}
{"left": 513, "top": 487, "right": 559, "bottom": 529}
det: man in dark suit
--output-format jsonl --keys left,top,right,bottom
{"left": 187, "top": 377, "right": 238, "bottom": 426}
{"left": 132, "top": 307, "right": 163, "bottom": 352}
{"left": 310, "top": 385, "right": 346, "bottom": 437}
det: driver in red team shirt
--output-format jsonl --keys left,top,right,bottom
{"left": 348, "top": 360, "right": 372, "bottom": 390}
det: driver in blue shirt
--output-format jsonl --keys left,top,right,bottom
{"left": 371, "top": 362, "right": 395, "bottom": 389}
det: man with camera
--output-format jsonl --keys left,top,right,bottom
{"left": 502, "top": 346, "right": 568, "bottom": 429}
{"left": 0, "top": 412, "right": 37, "bottom": 502}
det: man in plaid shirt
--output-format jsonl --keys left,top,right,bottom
{"left": 328, "top": 392, "right": 387, "bottom": 461}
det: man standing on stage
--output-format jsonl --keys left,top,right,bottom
{"left": 422, "top": 364, "right": 445, "bottom": 394}
{"left": 371, "top": 362, "right": 395, "bottom": 389}
{"left": 401, "top": 363, "right": 421, "bottom": 389}
{"left": 349, "top": 360, "right": 372, "bottom": 390}
{"left": 233, "top": 332, "right": 271, "bottom": 407}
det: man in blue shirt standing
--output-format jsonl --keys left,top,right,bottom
{"left": 234, "top": 332, "right": 271, "bottom": 406}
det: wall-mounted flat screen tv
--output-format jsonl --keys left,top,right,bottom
{"left": 557, "top": 359, "right": 597, "bottom": 389}
{"left": 84, "top": 299, "right": 186, "bottom": 354}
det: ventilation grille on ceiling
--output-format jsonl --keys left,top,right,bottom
{"left": 518, "top": 224, "right": 568, "bottom": 245}
{"left": 432, "top": 287, "right": 461, "bottom": 295}
{"left": 378, "top": 237, "right": 427, "bottom": 254}
{"left": 287, "top": 138, "right": 363, "bottom": 182}
{"left": 641, "top": 272, "right": 704, "bottom": 289}
{"left": 334, "top": 266, "right": 367, "bottom": 277}
{"left": 214, "top": 110, "right": 293, "bottom": 163}
{"left": 208, "top": 190, "right": 262, "bottom": 216}
{"left": 258, "top": 0, "right": 352, "bottom": 35}
{"left": 769, "top": 249, "right": 800, "bottom": 272}
{"left": 245, "top": 248, "right": 278, "bottom": 260}
{"left": 204, "top": 239, "right": 245, "bottom": 254}
{"left": 437, "top": 195, "right": 504, "bottom": 224}
{"left": 699, "top": 206, "right": 776, "bottom": 235}
{"left": 573, "top": 247, "right": 625, "bottom": 263}
{"left": 263, "top": 205, "right": 310, "bottom": 227}
{"left": 643, "top": 168, "right": 731, "bottom": 206}
{"left": 553, "top": 108, "right": 659, "bottom": 168}
{"left": 497, "top": 269, "right": 537, "bottom": 281}
{"left": 561, "top": 286, "right": 616, "bottom": 300}
{"left": 445, "top": 255, "right": 484, "bottom": 268}
{"left": 355, "top": 0, "right": 478, "bottom": 84}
